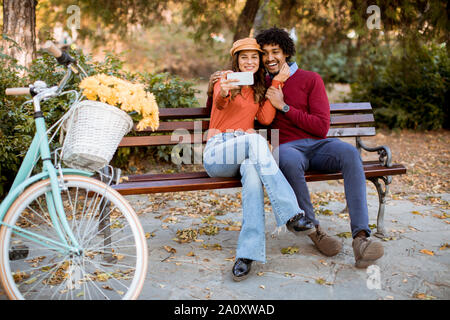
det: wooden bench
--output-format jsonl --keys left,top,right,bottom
{"left": 111, "top": 102, "right": 407, "bottom": 238}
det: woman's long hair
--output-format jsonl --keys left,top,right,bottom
{"left": 229, "top": 51, "right": 266, "bottom": 106}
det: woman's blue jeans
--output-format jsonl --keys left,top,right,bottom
{"left": 273, "top": 138, "right": 371, "bottom": 238}
{"left": 203, "top": 132, "right": 303, "bottom": 263}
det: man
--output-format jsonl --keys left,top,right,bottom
{"left": 255, "top": 27, "right": 384, "bottom": 268}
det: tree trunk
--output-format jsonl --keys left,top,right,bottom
{"left": 253, "top": 0, "right": 270, "bottom": 36}
{"left": 2, "top": 0, "right": 37, "bottom": 68}
{"left": 279, "top": 0, "right": 298, "bottom": 28}
{"left": 233, "top": 0, "right": 261, "bottom": 42}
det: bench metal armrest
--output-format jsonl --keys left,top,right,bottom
{"left": 356, "top": 136, "right": 392, "bottom": 168}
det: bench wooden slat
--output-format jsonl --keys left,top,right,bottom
{"left": 120, "top": 127, "right": 376, "bottom": 147}
{"left": 134, "top": 113, "right": 375, "bottom": 134}
{"left": 159, "top": 108, "right": 210, "bottom": 119}
{"left": 154, "top": 103, "right": 372, "bottom": 122}
{"left": 330, "top": 114, "right": 374, "bottom": 125}
{"left": 158, "top": 103, "right": 373, "bottom": 119}
{"left": 327, "top": 127, "right": 376, "bottom": 137}
{"left": 113, "top": 163, "right": 406, "bottom": 195}
{"left": 114, "top": 177, "right": 242, "bottom": 195}
{"left": 134, "top": 121, "right": 209, "bottom": 133}
{"left": 119, "top": 134, "right": 206, "bottom": 147}
{"left": 124, "top": 171, "right": 209, "bottom": 182}
{"left": 330, "top": 102, "right": 372, "bottom": 113}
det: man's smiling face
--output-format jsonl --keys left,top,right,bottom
{"left": 261, "top": 43, "right": 289, "bottom": 75}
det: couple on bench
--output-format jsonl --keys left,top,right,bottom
{"left": 202, "top": 27, "right": 384, "bottom": 281}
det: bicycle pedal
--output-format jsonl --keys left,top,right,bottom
{"left": 9, "top": 245, "right": 29, "bottom": 261}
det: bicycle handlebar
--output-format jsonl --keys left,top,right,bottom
{"left": 5, "top": 87, "right": 31, "bottom": 96}
{"left": 42, "top": 41, "right": 63, "bottom": 58}
{"left": 41, "top": 40, "right": 76, "bottom": 66}
{"left": 6, "top": 41, "right": 88, "bottom": 106}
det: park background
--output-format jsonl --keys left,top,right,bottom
{"left": 0, "top": 0, "right": 448, "bottom": 211}
{"left": 0, "top": 0, "right": 449, "bottom": 301}
{"left": 0, "top": 0, "right": 448, "bottom": 215}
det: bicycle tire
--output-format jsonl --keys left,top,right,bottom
{"left": 0, "top": 175, "right": 147, "bottom": 300}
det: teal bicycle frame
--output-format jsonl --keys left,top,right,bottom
{"left": 0, "top": 71, "right": 93, "bottom": 255}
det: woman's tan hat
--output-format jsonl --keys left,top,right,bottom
{"left": 230, "top": 37, "right": 263, "bottom": 56}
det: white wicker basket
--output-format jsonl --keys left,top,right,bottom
{"left": 61, "top": 100, "right": 134, "bottom": 171}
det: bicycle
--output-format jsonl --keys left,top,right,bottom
{"left": 0, "top": 42, "right": 148, "bottom": 300}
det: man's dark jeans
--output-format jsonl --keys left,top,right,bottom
{"left": 273, "top": 138, "right": 371, "bottom": 238}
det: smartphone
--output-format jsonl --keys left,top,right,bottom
{"left": 226, "top": 72, "right": 254, "bottom": 86}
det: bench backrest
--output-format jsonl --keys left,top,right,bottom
{"left": 118, "top": 102, "right": 375, "bottom": 148}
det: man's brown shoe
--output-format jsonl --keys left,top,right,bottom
{"left": 352, "top": 236, "right": 384, "bottom": 268}
{"left": 308, "top": 226, "right": 342, "bottom": 257}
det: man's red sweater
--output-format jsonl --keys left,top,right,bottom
{"left": 267, "top": 69, "right": 330, "bottom": 145}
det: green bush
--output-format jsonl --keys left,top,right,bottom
{"left": 350, "top": 41, "right": 449, "bottom": 130}
{"left": 297, "top": 41, "right": 359, "bottom": 84}
{"left": 0, "top": 42, "right": 199, "bottom": 199}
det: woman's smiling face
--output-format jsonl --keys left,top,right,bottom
{"left": 238, "top": 50, "right": 260, "bottom": 74}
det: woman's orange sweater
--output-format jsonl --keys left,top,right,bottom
{"left": 207, "top": 79, "right": 282, "bottom": 140}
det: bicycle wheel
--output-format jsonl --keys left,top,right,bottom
{"left": 0, "top": 175, "right": 147, "bottom": 300}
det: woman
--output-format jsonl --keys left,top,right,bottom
{"left": 203, "top": 38, "right": 313, "bottom": 281}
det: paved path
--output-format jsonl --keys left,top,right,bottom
{"left": 1, "top": 181, "right": 449, "bottom": 300}
{"left": 131, "top": 181, "right": 449, "bottom": 301}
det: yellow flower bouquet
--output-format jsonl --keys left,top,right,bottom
{"left": 79, "top": 74, "right": 159, "bottom": 131}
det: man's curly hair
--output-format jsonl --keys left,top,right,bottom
{"left": 255, "top": 27, "right": 296, "bottom": 62}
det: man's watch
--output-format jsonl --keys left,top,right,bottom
{"left": 281, "top": 104, "right": 290, "bottom": 113}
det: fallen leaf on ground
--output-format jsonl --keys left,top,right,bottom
{"left": 419, "top": 249, "right": 434, "bottom": 256}
{"left": 432, "top": 213, "right": 450, "bottom": 219}
{"left": 284, "top": 272, "right": 295, "bottom": 278}
{"left": 163, "top": 216, "right": 179, "bottom": 224}
{"left": 224, "top": 225, "right": 241, "bottom": 231}
{"left": 163, "top": 246, "right": 176, "bottom": 253}
{"left": 201, "top": 243, "right": 222, "bottom": 250}
{"left": 198, "top": 225, "right": 219, "bottom": 236}
{"left": 315, "top": 278, "right": 326, "bottom": 285}
{"left": 174, "top": 228, "right": 198, "bottom": 243}
{"left": 336, "top": 232, "right": 352, "bottom": 238}
{"left": 413, "top": 292, "right": 436, "bottom": 300}
{"left": 281, "top": 246, "right": 299, "bottom": 255}
{"left": 319, "top": 260, "right": 328, "bottom": 266}
{"left": 315, "top": 208, "right": 333, "bottom": 216}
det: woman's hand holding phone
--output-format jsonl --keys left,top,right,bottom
{"left": 219, "top": 71, "right": 240, "bottom": 98}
